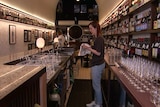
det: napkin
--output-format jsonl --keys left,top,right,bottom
{"left": 78, "top": 43, "right": 91, "bottom": 56}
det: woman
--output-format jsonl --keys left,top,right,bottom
{"left": 83, "top": 21, "right": 105, "bottom": 107}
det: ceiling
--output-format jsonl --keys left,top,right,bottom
{"left": 0, "top": 0, "right": 122, "bottom": 26}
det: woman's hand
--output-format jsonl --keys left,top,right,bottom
{"left": 82, "top": 43, "right": 101, "bottom": 56}
{"left": 82, "top": 44, "right": 90, "bottom": 50}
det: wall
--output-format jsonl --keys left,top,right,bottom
{"left": 0, "top": 19, "right": 54, "bottom": 57}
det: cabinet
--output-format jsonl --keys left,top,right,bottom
{"left": 102, "top": 0, "right": 160, "bottom": 62}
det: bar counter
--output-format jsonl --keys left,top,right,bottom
{"left": 0, "top": 46, "right": 74, "bottom": 107}
{"left": 0, "top": 65, "right": 44, "bottom": 100}
{"left": 104, "top": 51, "right": 156, "bottom": 107}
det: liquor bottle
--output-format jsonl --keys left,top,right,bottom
{"left": 130, "top": 40, "right": 136, "bottom": 56}
{"left": 13, "top": 12, "right": 19, "bottom": 22}
{"left": 135, "top": 41, "right": 138, "bottom": 55}
{"left": 146, "top": 10, "right": 149, "bottom": 30}
{"left": 157, "top": 36, "right": 160, "bottom": 60}
{"left": 145, "top": 44, "right": 149, "bottom": 57}
{"left": 157, "top": 6, "right": 160, "bottom": 28}
{"left": 152, "top": 38, "right": 158, "bottom": 58}
{"left": 142, "top": 43, "right": 145, "bottom": 56}
{"left": 158, "top": 43, "right": 160, "bottom": 60}
{"left": 129, "top": 17, "right": 135, "bottom": 32}
{"left": 135, "top": 39, "right": 142, "bottom": 56}
{"left": 142, "top": 38, "right": 149, "bottom": 57}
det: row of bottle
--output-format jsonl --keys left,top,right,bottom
{"left": 129, "top": 38, "right": 150, "bottom": 57}
{"left": 105, "top": 35, "right": 160, "bottom": 61}
{"left": 104, "top": 8, "right": 151, "bottom": 35}
{"left": 105, "top": 18, "right": 129, "bottom": 35}
{"left": 152, "top": 36, "right": 160, "bottom": 59}
{"left": 106, "top": 0, "right": 150, "bottom": 25}
{"left": 0, "top": 5, "right": 53, "bottom": 28}
{"left": 128, "top": 37, "right": 160, "bottom": 60}
{"left": 102, "top": 0, "right": 151, "bottom": 28}
{"left": 134, "top": 8, "right": 151, "bottom": 31}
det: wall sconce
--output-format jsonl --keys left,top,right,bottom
{"left": 36, "top": 37, "right": 45, "bottom": 53}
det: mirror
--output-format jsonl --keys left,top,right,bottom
{"left": 69, "top": 25, "right": 83, "bottom": 40}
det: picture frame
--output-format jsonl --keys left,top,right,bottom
{"left": 24, "top": 30, "right": 31, "bottom": 42}
{"left": 28, "top": 30, "right": 31, "bottom": 42}
{"left": 28, "top": 44, "right": 32, "bottom": 50}
{"left": 9, "top": 25, "right": 16, "bottom": 45}
{"left": 24, "top": 30, "right": 28, "bottom": 42}
{"left": 74, "top": 4, "right": 80, "bottom": 13}
{"left": 80, "top": 4, "right": 87, "bottom": 13}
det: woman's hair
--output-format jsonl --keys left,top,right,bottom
{"left": 57, "top": 29, "right": 63, "bottom": 35}
{"left": 88, "top": 21, "right": 101, "bottom": 37}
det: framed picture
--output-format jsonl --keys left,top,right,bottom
{"left": 24, "top": 30, "right": 31, "bottom": 42}
{"left": 81, "top": 4, "right": 87, "bottom": 13}
{"left": 24, "top": 30, "right": 28, "bottom": 42}
{"left": 9, "top": 25, "right": 16, "bottom": 44}
{"left": 28, "top": 44, "right": 32, "bottom": 50}
{"left": 28, "top": 30, "right": 31, "bottom": 42}
{"left": 74, "top": 4, "right": 80, "bottom": 13}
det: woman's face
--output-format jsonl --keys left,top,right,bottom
{"left": 89, "top": 25, "right": 97, "bottom": 36}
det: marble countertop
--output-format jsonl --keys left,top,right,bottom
{"left": 0, "top": 65, "right": 44, "bottom": 100}
{"left": 0, "top": 46, "right": 74, "bottom": 100}
{"left": 0, "top": 46, "right": 52, "bottom": 100}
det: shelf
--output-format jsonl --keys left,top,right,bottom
{"left": 129, "top": 0, "right": 152, "bottom": 15}
{"left": 0, "top": 3, "right": 54, "bottom": 29}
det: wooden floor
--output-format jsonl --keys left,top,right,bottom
{"left": 64, "top": 59, "right": 91, "bottom": 107}
{"left": 73, "top": 59, "right": 91, "bottom": 80}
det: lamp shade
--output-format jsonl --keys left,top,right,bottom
{"left": 54, "top": 37, "right": 59, "bottom": 43}
{"left": 36, "top": 37, "right": 45, "bottom": 49}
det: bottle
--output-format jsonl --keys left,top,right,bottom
{"left": 142, "top": 43, "right": 145, "bottom": 56}
{"left": 49, "top": 86, "right": 60, "bottom": 105}
{"left": 157, "top": 36, "right": 160, "bottom": 60}
{"left": 143, "top": 38, "right": 149, "bottom": 57}
{"left": 135, "top": 39, "right": 142, "bottom": 56}
{"left": 152, "top": 42, "right": 155, "bottom": 58}
{"left": 158, "top": 43, "right": 160, "bottom": 60}
{"left": 129, "top": 17, "right": 135, "bottom": 32}
{"left": 145, "top": 43, "right": 149, "bottom": 57}
{"left": 152, "top": 38, "right": 158, "bottom": 58}
{"left": 157, "top": 7, "right": 160, "bottom": 28}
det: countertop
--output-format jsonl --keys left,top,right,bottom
{"left": 0, "top": 65, "right": 44, "bottom": 100}
{"left": 0, "top": 46, "right": 74, "bottom": 100}
{"left": 0, "top": 47, "right": 52, "bottom": 100}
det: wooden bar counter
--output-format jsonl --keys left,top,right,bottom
{"left": 104, "top": 52, "right": 156, "bottom": 107}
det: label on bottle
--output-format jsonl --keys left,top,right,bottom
{"left": 154, "top": 20, "right": 158, "bottom": 29}
{"left": 152, "top": 48, "right": 155, "bottom": 58}
{"left": 146, "top": 44, "right": 149, "bottom": 49}
{"left": 158, "top": 19, "right": 160, "bottom": 28}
